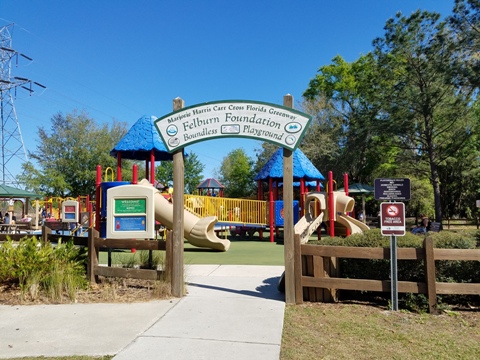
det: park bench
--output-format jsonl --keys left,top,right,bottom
{"left": 429, "top": 221, "right": 441, "bottom": 232}
{"left": 15, "top": 220, "right": 34, "bottom": 234}
{"left": 43, "top": 220, "right": 69, "bottom": 233}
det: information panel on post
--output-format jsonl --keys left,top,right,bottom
{"left": 374, "top": 178, "right": 411, "bottom": 201}
{"left": 62, "top": 200, "right": 79, "bottom": 223}
{"left": 106, "top": 184, "right": 155, "bottom": 239}
{"left": 380, "top": 202, "right": 406, "bottom": 236}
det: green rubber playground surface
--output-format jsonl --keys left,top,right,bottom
{"left": 98, "top": 237, "right": 285, "bottom": 266}
{"left": 184, "top": 238, "right": 284, "bottom": 265}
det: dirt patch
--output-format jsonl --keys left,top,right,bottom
{"left": 0, "top": 277, "right": 171, "bottom": 305}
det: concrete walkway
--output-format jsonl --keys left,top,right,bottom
{"left": 0, "top": 265, "right": 285, "bottom": 360}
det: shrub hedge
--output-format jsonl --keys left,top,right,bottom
{"left": 0, "top": 236, "right": 87, "bottom": 302}
{"left": 309, "top": 229, "right": 480, "bottom": 311}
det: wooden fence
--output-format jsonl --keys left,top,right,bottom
{"left": 0, "top": 226, "right": 172, "bottom": 286}
{"left": 84, "top": 228, "right": 170, "bottom": 283}
{"left": 295, "top": 236, "right": 480, "bottom": 313}
{"left": 366, "top": 217, "right": 480, "bottom": 230}
{"left": 443, "top": 217, "right": 480, "bottom": 229}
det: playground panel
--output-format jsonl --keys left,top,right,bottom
{"left": 184, "top": 195, "right": 267, "bottom": 226}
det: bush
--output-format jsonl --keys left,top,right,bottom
{"left": 0, "top": 237, "right": 87, "bottom": 302}
{"left": 305, "top": 229, "right": 480, "bottom": 311}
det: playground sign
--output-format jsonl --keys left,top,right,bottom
{"left": 62, "top": 200, "right": 79, "bottom": 222}
{"left": 106, "top": 184, "right": 155, "bottom": 239}
{"left": 380, "top": 202, "right": 406, "bottom": 236}
{"left": 154, "top": 100, "right": 312, "bottom": 152}
{"left": 374, "top": 178, "right": 411, "bottom": 201}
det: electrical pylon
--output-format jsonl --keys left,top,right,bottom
{"left": 0, "top": 23, "right": 45, "bottom": 186}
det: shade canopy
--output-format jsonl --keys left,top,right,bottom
{"left": 338, "top": 183, "right": 374, "bottom": 223}
{"left": 0, "top": 184, "right": 43, "bottom": 199}
{"left": 338, "top": 183, "right": 374, "bottom": 194}
{"left": 196, "top": 178, "right": 225, "bottom": 189}
{"left": 110, "top": 115, "right": 173, "bottom": 161}
{"left": 254, "top": 148, "right": 324, "bottom": 182}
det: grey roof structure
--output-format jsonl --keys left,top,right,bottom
{"left": 254, "top": 148, "right": 324, "bottom": 182}
{"left": 196, "top": 178, "right": 225, "bottom": 189}
{"left": 110, "top": 115, "right": 173, "bottom": 161}
{"left": 338, "top": 183, "right": 374, "bottom": 194}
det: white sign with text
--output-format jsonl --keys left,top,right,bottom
{"left": 154, "top": 100, "right": 312, "bottom": 152}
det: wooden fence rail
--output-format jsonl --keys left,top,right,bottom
{"left": 0, "top": 226, "right": 173, "bottom": 289}
{"left": 294, "top": 236, "right": 480, "bottom": 313}
{"left": 87, "top": 228, "right": 170, "bottom": 284}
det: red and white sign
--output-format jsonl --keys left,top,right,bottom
{"left": 380, "top": 202, "right": 405, "bottom": 236}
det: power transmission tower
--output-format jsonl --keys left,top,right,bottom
{"left": 0, "top": 23, "right": 45, "bottom": 187}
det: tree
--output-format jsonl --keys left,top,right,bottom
{"left": 302, "top": 7, "right": 480, "bottom": 221}
{"left": 155, "top": 152, "right": 204, "bottom": 194}
{"left": 372, "top": 10, "right": 479, "bottom": 222}
{"left": 449, "top": 0, "right": 480, "bottom": 88}
{"left": 253, "top": 142, "right": 278, "bottom": 176}
{"left": 303, "top": 54, "right": 397, "bottom": 185}
{"left": 19, "top": 111, "right": 128, "bottom": 197}
{"left": 217, "top": 148, "right": 255, "bottom": 198}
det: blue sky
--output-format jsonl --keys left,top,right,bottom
{"left": 1, "top": 0, "right": 454, "bottom": 181}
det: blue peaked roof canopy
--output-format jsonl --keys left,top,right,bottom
{"left": 110, "top": 115, "right": 173, "bottom": 161}
{"left": 254, "top": 148, "right": 324, "bottom": 182}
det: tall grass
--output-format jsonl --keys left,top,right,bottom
{"left": 0, "top": 237, "right": 87, "bottom": 302}
{"left": 112, "top": 250, "right": 165, "bottom": 270}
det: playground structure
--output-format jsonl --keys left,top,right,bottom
{"left": 182, "top": 184, "right": 369, "bottom": 243}
{"left": 33, "top": 195, "right": 94, "bottom": 235}
{"left": 142, "top": 179, "right": 230, "bottom": 251}
{"left": 110, "top": 97, "right": 371, "bottom": 301}
{"left": 94, "top": 166, "right": 231, "bottom": 251}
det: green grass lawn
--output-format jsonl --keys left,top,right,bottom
{"left": 98, "top": 237, "right": 285, "bottom": 266}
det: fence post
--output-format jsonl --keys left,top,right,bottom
{"left": 294, "top": 233, "right": 303, "bottom": 304}
{"left": 41, "top": 225, "right": 51, "bottom": 245}
{"left": 424, "top": 237, "right": 438, "bottom": 314}
{"left": 165, "top": 230, "right": 173, "bottom": 285}
{"left": 323, "top": 255, "right": 338, "bottom": 302}
{"left": 87, "top": 227, "right": 99, "bottom": 284}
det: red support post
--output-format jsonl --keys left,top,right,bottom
{"left": 95, "top": 165, "right": 102, "bottom": 231}
{"left": 150, "top": 150, "right": 155, "bottom": 184}
{"left": 344, "top": 173, "right": 350, "bottom": 236}
{"left": 132, "top": 164, "right": 138, "bottom": 184}
{"left": 117, "top": 153, "right": 122, "bottom": 181}
{"left": 269, "top": 178, "right": 274, "bottom": 242}
{"left": 300, "top": 178, "right": 305, "bottom": 216}
{"left": 328, "top": 171, "right": 334, "bottom": 237}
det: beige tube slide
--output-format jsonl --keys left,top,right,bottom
{"left": 294, "top": 192, "right": 326, "bottom": 244}
{"left": 140, "top": 179, "right": 230, "bottom": 251}
{"left": 294, "top": 191, "right": 370, "bottom": 242}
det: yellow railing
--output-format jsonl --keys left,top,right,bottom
{"left": 184, "top": 195, "right": 267, "bottom": 226}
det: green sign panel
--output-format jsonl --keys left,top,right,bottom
{"left": 154, "top": 100, "right": 312, "bottom": 152}
{"left": 114, "top": 198, "right": 146, "bottom": 214}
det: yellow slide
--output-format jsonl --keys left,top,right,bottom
{"left": 140, "top": 179, "right": 230, "bottom": 251}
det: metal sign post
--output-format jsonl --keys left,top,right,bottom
{"left": 376, "top": 178, "right": 410, "bottom": 311}
{"left": 380, "top": 201, "right": 405, "bottom": 311}
{"left": 390, "top": 235, "right": 398, "bottom": 311}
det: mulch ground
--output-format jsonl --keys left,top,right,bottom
{"left": 0, "top": 277, "right": 168, "bottom": 305}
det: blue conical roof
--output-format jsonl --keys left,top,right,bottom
{"left": 254, "top": 148, "right": 324, "bottom": 181}
{"left": 110, "top": 115, "right": 173, "bottom": 160}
